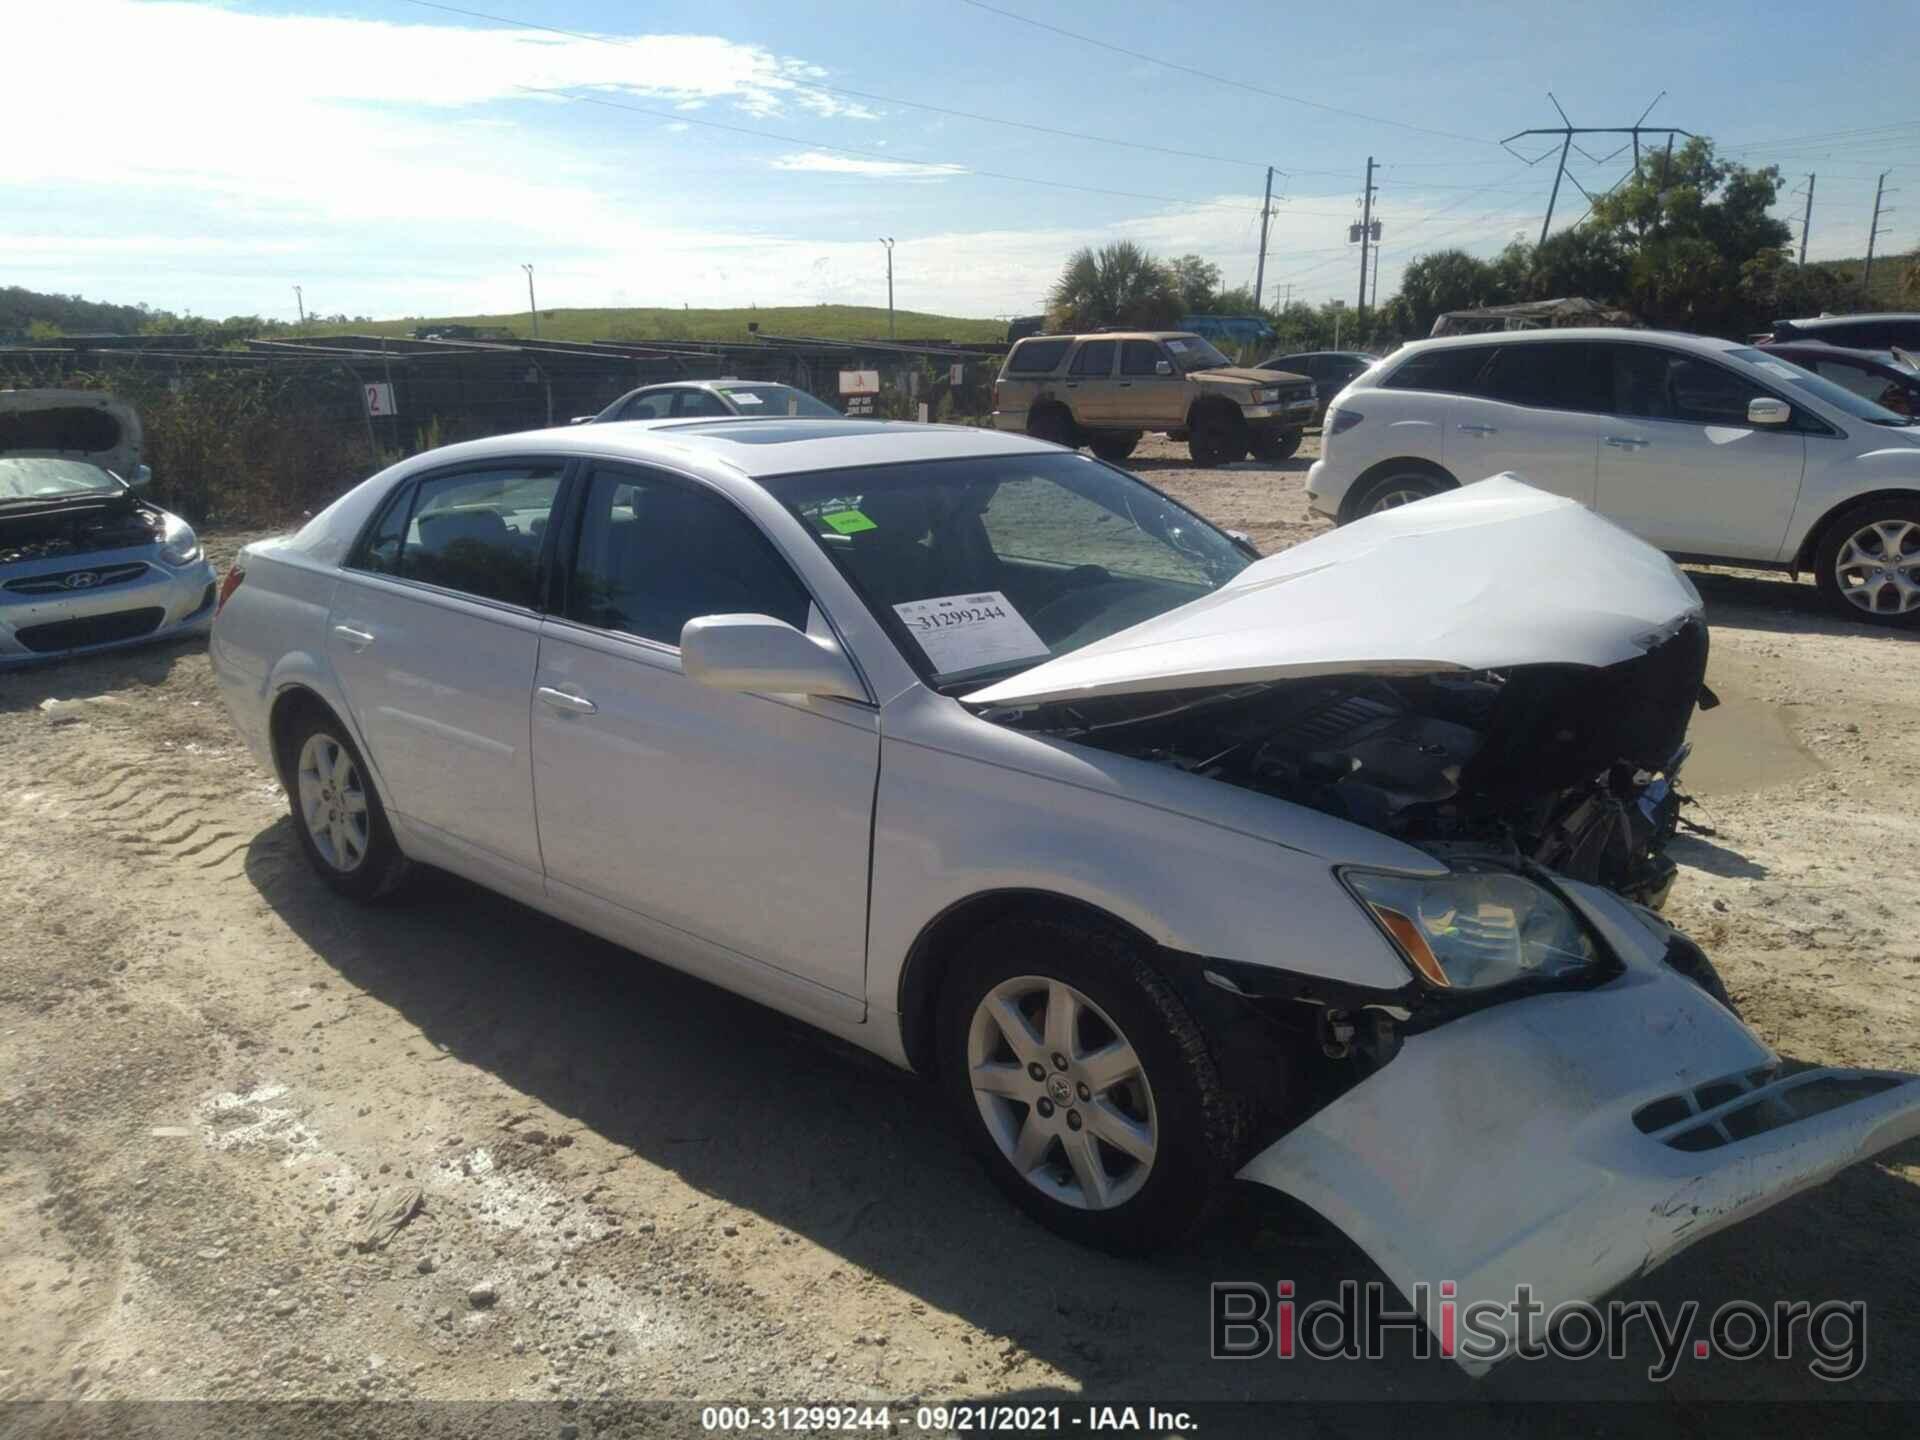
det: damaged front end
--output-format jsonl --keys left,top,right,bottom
{"left": 983, "top": 613, "right": 1708, "bottom": 909}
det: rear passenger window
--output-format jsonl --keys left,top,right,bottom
{"left": 359, "top": 465, "right": 563, "bottom": 608}
{"left": 566, "top": 468, "right": 811, "bottom": 648}
{"left": 673, "top": 390, "right": 731, "bottom": 418}
{"left": 1069, "top": 340, "right": 1117, "bottom": 377}
{"left": 1005, "top": 338, "right": 1071, "bottom": 374}
{"left": 1381, "top": 347, "right": 1493, "bottom": 396}
{"left": 1481, "top": 343, "right": 1605, "bottom": 411}
{"left": 620, "top": 391, "right": 675, "bottom": 420}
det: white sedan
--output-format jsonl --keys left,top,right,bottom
{"left": 212, "top": 417, "right": 1920, "bottom": 1371}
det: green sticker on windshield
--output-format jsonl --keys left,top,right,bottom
{"left": 821, "top": 508, "right": 877, "bottom": 535}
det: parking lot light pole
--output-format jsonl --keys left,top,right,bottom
{"left": 520, "top": 263, "right": 538, "bottom": 339}
{"left": 879, "top": 238, "right": 895, "bottom": 340}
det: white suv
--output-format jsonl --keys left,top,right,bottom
{"left": 1306, "top": 329, "right": 1920, "bottom": 623}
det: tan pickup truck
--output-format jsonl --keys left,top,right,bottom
{"left": 991, "top": 330, "right": 1316, "bottom": 467}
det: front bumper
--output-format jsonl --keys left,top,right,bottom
{"left": 1236, "top": 880, "right": 1920, "bottom": 1374}
{"left": 0, "top": 551, "right": 217, "bottom": 666}
{"left": 1243, "top": 399, "right": 1317, "bottom": 425}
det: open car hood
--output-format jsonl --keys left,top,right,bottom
{"left": 965, "top": 476, "right": 1702, "bottom": 708}
{"left": 0, "top": 389, "right": 143, "bottom": 482}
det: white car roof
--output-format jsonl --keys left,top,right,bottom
{"left": 384, "top": 418, "right": 1057, "bottom": 483}
{"left": 1401, "top": 328, "right": 1744, "bottom": 356}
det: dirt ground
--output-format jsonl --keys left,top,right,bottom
{"left": 2, "top": 434, "right": 1918, "bottom": 1421}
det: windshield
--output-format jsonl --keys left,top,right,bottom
{"left": 1163, "top": 336, "right": 1234, "bottom": 373}
{"left": 0, "top": 456, "right": 126, "bottom": 502}
{"left": 764, "top": 451, "right": 1254, "bottom": 689}
{"left": 1730, "top": 347, "right": 1912, "bottom": 426}
{"left": 715, "top": 384, "right": 840, "bottom": 418}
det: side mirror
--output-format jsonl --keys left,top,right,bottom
{"left": 1748, "top": 397, "right": 1791, "bottom": 427}
{"left": 569, "top": 415, "right": 597, "bottom": 426}
{"left": 129, "top": 463, "right": 152, "bottom": 491}
{"left": 1154, "top": 360, "right": 1173, "bottom": 376}
{"left": 680, "top": 614, "right": 866, "bottom": 700}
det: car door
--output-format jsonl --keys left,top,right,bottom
{"left": 327, "top": 460, "right": 566, "bottom": 888}
{"left": 1117, "top": 339, "right": 1185, "bottom": 428}
{"left": 1062, "top": 339, "right": 1119, "bottom": 426}
{"left": 1440, "top": 341, "right": 1603, "bottom": 504}
{"left": 1593, "top": 343, "right": 1808, "bottom": 560}
{"left": 530, "top": 462, "right": 878, "bottom": 1010}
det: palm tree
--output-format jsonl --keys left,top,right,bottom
{"left": 1047, "top": 243, "right": 1183, "bottom": 332}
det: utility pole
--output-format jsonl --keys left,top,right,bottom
{"left": 520, "top": 263, "right": 538, "bottom": 338}
{"left": 1502, "top": 95, "right": 1692, "bottom": 247}
{"left": 1254, "top": 165, "right": 1275, "bottom": 311}
{"left": 1357, "top": 156, "right": 1376, "bottom": 316}
{"left": 292, "top": 285, "right": 305, "bottom": 327}
{"left": 878, "top": 237, "right": 896, "bottom": 340}
{"left": 1862, "top": 172, "right": 1893, "bottom": 300}
{"left": 1798, "top": 174, "right": 1816, "bottom": 266}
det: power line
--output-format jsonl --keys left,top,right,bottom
{"left": 955, "top": 0, "right": 1496, "bottom": 148}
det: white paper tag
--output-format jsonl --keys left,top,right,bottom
{"left": 892, "top": 591, "right": 1049, "bottom": 675}
{"left": 726, "top": 390, "right": 764, "bottom": 405}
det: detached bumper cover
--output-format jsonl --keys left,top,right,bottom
{"left": 1237, "top": 879, "right": 1920, "bottom": 1375}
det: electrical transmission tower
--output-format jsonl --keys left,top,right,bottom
{"left": 1502, "top": 93, "right": 1693, "bottom": 245}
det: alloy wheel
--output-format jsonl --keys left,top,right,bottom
{"left": 966, "top": 975, "right": 1157, "bottom": 1211}
{"left": 296, "top": 732, "right": 370, "bottom": 873}
{"left": 1368, "top": 482, "right": 1436, "bottom": 513}
{"left": 1834, "top": 519, "right": 1920, "bottom": 616}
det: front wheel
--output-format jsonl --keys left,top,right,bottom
{"left": 1353, "top": 468, "right": 1448, "bottom": 517}
{"left": 1188, "top": 412, "right": 1247, "bottom": 468}
{"left": 1813, "top": 498, "right": 1920, "bottom": 625}
{"left": 937, "top": 915, "right": 1247, "bottom": 1253}
{"left": 1251, "top": 427, "right": 1302, "bottom": 462}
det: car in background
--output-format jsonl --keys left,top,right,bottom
{"left": 1760, "top": 341, "right": 1918, "bottom": 418}
{"left": 993, "top": 331, "right": 1314, "bottom": 465}
{"left": 1767, "top": 313, "right": 1920, "bottom": 351}
{"left": 1303, "top": 329, "right": 1920, "bottom": 624}
{"left": 1179, "top": 313, "right": 1277, "bottom": 350}
{"left": 1, "top": 389, "right": 216, "bottom": 666}
{"left": 583, "top": 379, "right": 842, "bottom": 424}
{"left": 211, "top": 416, "right": 1920, "bottom": 1372}
{"left": 1258, "top": 350, "right": 1377, "bottom": 424}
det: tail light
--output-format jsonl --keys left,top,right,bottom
{"left": 215, "top": 564, "right": 245, "bottom": 617}
{"left": 1328, "top": 408, "right": 1365, "bottom": 436}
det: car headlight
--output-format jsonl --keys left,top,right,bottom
{"left": 1340, "top": 865, "right": 1600, "bottom": 990}
{"left": 1254, "top": 387, "right": 1279, "bottom": 403}
{"left": 158, "top": 512, "right": 202, "bottom": 567}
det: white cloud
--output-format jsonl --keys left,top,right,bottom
{"left": 771, "top": 152, "right": 966, "bottom": 179}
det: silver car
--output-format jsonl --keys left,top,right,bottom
{"left": 1, "top": 390, "right": 216, "bottom": 666}
{"left": 211, "top": 418, "right": 1920, "bottom": 1372}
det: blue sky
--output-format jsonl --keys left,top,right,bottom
{"left": 7, "top": 0, "right": 1917, "bottom": 323}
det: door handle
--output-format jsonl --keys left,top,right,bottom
{"left": 1604, "top": 435, "right": 1651, "bottom": 449}
{"left": 536, "top": 686, "right": 597, "bottom": 715}
{"left": 1456, "top": 423, "right": 1497, "bottom": 435}
{"left": 331, "top": 624, "right": 375, "bottom": 650}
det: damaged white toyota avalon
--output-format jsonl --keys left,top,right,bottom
{"left": 212, "top": 420, "right": 1920, "bottom": 1370}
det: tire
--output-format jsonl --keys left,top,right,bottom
{"left": 1251, "top": 427, "right": 1302, "bottom": 462}
{"left": 1812, "top": 497, "right": 1920, "bottom": 626}
{"left": 1027, "top": 405, "right": 1079, "bottom": 450}
{"left": 282, "top": 709, "right": 411, "bottom": 901}
{"left": 1188, "top": 410, "right": 1247, "bottom": 468}
{"left": 937, "top": 914, "right": 1248, "bottom": 1254}
{"left": 1350, "top": 466, "right": 1449, "bottom": 518}
{"left": 1089, "top": 432, "right": 1141, "bottom": 463}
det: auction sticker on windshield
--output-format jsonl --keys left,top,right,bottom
{"left": 893, "top": 591, "right": 1048, "bottom": 674}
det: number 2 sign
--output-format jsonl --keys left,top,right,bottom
{"left": 364, "top": 382, "right": 397, "bottom": 417}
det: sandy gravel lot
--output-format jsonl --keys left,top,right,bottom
{"left": 2, "top": 435, "right": 1917, "bottom": 1420}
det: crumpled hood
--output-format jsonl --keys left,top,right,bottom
{"left": 966, "top": 475, "right": 1703, "bottom": 708}
{"left": 0, "top": 389, "right": 143, "bottom": 482}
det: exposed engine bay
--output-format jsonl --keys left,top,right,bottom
{"left": 1001, "top": 618, "right": 1710, "bottom": 908}
{"left": 0, "top": 490, "right": 164, "bottom": 567}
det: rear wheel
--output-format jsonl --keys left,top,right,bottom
{"left": 1089, "top": 432, "right": 1141, "bottom": 464}
{"left": 1251, "top": 427, "right": 1302, "bottom": 462}
{"left": 283, "top": 711, "right": 410, "bottom": 900}
{"left": 938, "top": 915, "right": 1247, "bottom": 1253}
{"left": 1814, "top": 498, "right": 1920, "bottom": 626}
{"left": 1027, "top": 405, "right": 1079, "bottom": 450}
{"left": 1188, "top": 410, "right": 1247, "bottom": 468}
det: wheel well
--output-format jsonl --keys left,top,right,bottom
{"left": 1791, "top": 488, "right": 1920, "bottom": 575}
{"left": 1339, "top": 457, "right": 1457, "bottom": 524}
{"left": 895, "top": 890, "right": 1156, "bottom": 1076}
{"left": 1185, "top": 395, "right": 1244, "bottom": 432}
{"left": 267, "top": 685, "right": 341, "bottom": 790}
